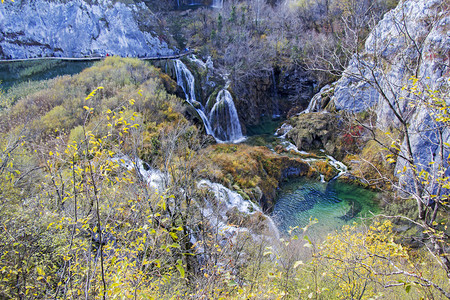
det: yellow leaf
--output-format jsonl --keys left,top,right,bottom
{"left": 36, "top": 267, "right": 45, "bottom": 276}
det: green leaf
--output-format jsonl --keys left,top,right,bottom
{"left": 304, "top": 235, "right": 312, "bottom": 244}
{"left": 176, "top": 260, "right": 185, "bottom": 278}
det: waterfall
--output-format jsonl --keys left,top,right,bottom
{"left": 275, "top": 123, "right": 348, "bottom": 179}
{"left": 211, "top": 0, "right": 224, "bottom": 8}
{"left": 174, "top": 59, "right": 245, "bottom": 143}
{"left": 198, "top": 180, "right": 280, "bottom": 239}
{"left": 302, "top": 93, "right": 320, "bottom": 114}
{"left": 208, "top": 90, "right": 245, "bottom": 143}
{"left": 113, "top": 155, "right": 167, "bottom": 191}
{"left": 302, "top": 84, "right": 332, "bottom": 114}
{"left": 174, "top": 59, "right": 213, "bottom": 136}
{"left": 325, "top": 155, "right": 348, "bottom": 178}
{"left": 271, "top": 69, "right": 280, "bottom": 118}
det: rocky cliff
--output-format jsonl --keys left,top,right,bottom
{"left": 301, "top": 0, "right": 449, "bottom": 190}
{"left": 329, "top": 0, "right": 449, "bottom": 121}
{"left": 0, "top": 0, "right": 174, "bottom": 59}
{"left": 231, "top": 67, "right": 315, "bottom": 127}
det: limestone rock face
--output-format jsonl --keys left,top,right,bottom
{"left": 0, "top": 0, "right": 174, "bottom": 59}
{"left": 232, "top": 74, "right": 273, "bottom": 126}
{"left": 329, "top": 0, "right": 448, "bottom": 121}
{"left": 278, "top": 67, "right": 315, "bottom": 114}
{"left": 305, "top": 0, "right": 449, "bottom": 193}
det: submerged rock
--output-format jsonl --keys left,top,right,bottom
{"left": 339, "top": 200, "right": 363, "bottom": 222}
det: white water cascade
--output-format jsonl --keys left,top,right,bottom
{"left": 325, "top": 154, "right": 348, "bottom": 178}
{"left": 113, "top": 155, "right": 167, "bottom": 191}
{"left": 174, "top": 59, "right": 214, "bottom": 136}
{"left": 174, "top": 59, "right": 245, "bottom": 143}
{"left": 302, "top": 92, "right": 320, "bottom": 114}
{"left": 114, "top": 155, "right": 280, "bottom": 258}
{"left": 208, "top": 89, "right": 245, "bottom": 143}
{"left": 211, "top": 0, "right": 224, "bottom": 8}
{"left": 301, "top": 84, "right": 333, "bottom": 114}
{"left": 275, "top": 123, "right": 348, "bottom": 180}
{"left": 198, "top": 180, "right": 280, "bottom": 240}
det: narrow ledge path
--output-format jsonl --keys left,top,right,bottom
{"left": 0, "top": 50, "right": 194, "bottom": 63}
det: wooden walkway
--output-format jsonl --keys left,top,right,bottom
{"left": 0, "top": 51, "right": 194, "bottom": 63}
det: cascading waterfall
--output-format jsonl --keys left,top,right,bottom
{"left": 211, "top": 0, "right": 224, "bottom": 8}
{"left": 271, "top": 69, "right": 280, "bottom": 118}
{"left": 208, "top": 89, "right": 245, "bottom": 143}
{"left": 302, "top": 93, "right": 320, "bottom": 114}
{"left": 275, "top": 124, "right": 348, "bottom": 179}
{"left": 198, "top": 180, "right": 280, "bottom": 240}
{"left": 174, "top": 59, "right": 213, "bottom": 136}
{"left": 301, "top": 84, "right": 332, "bottom": 114}
{"left": 325, "top": 154, "right": 348, "bottom": 178}
{"left": 113, "top": 155, "right": 167, "bottom": 191}
{"left": 174, "top": 59, "right": 245, "bottom": 143}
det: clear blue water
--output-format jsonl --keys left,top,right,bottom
{"left": 272, "top": 178, "right": 378, "bottom": 240}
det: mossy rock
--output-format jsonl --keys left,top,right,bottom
{"left": 287, "top": 112, "right": 338, "bottom": 153}
{"left": 195, "top": 143, "right": 314, "bottom": 211}
{"left": 226, "top": 207, "right": 272, "bottom": 235}
{"left": 309, "top": 160, "right": 339, "bottom": 181}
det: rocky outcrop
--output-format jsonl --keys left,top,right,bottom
{"left": 278, "top": 66, "right": 316, "bottom": 116}
{"left": 286, "top": 113, "right": 338, "bottom": 154}
{"left": 304, "top": 0, "right": 449, "bottom": 192}
{"left": 0, "top": 0, "right": 174, "bottom": 59}
{"left": 231, "top": 73, "right": 274, "bottom": 126}
{"left": 231, "top": 66, "right": 315, "bottom": 127}
{"left": 326, "top": 0, "right": 449, "bottom": 120}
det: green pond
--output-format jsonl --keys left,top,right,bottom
{"left": 272, "top": 177, "right": 379, "bottom": 240}
{"left": 0, "top": 60, "right": 94, "bottom": 91}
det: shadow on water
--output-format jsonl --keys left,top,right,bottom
{"left": 245, "top": 116, "right": 284, "bottom": 137}
{"left": 0, "top": 60, "right": 94, "bottom": 92}
{"left": 272, "top": 177, "right": 378, "bottom": 241}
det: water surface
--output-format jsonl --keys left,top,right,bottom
{"left": 272, "top": 178, "right": 379, "bottom": 241}
{"left": 0, "top": 60, "right": 94, "bottom": 91}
